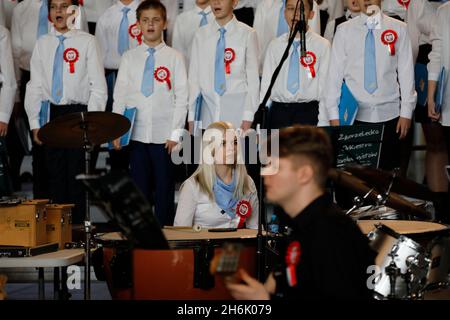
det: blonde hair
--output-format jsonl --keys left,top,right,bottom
{"left": 188, "top": 121, "right": 252, "bottom": 201}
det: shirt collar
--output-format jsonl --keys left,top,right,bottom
{"left": 212, "top": 15, "right": 237, "bottom": 34}
{"left": 141, "top": 40, "right": 166, "bottom": 53}
{"left": 346, "top": 9, "right": 360, "bottom": 20}
{"left": 360, "top": 11, "right": 382, "bottom": 30}
{"left": 195, "top": 5, "right": 212, "bottom": 15}
{"left": 52, "top": 29, "right": 76, "bottom": 39}
{"left": 117, "top": 0, "right": 138, "bottom": 10}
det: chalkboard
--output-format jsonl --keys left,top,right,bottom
{"left": 323, "top": 124, "right": 384, "bottom": 169}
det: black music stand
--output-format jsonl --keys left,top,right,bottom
{"left": 79, "top": 171, "right": 169, "bottom": 249}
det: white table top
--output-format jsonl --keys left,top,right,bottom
{"left": 0, "top": 249, "right": 85, "bottom": 268}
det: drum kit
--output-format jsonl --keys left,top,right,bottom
{"left": 330, "top": 167, "right": 450, "bottom": 300}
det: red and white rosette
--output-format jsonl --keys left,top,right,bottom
{"left": 236, "top": 199, "right": 252, "bottom": 228}
{"left": 285, "top": 241, "right": 301, "bottom": 287}
{"left": 381, "top": 29, "right": 398, "bottom": 56}
{"left": 129, "top": 23, "right": 143, "bottom": 45}
{"left": 154, "top": 66, "right": 172, "bottom": 90}
{"left": 224, "top": 48, "right": 235, "bottom": 75}
{"left": 300, "top": 51, "right": 317, "bottom": 79}
{"left": 397, "top": 0, "right": 410, "bottom": 10}
{"left": 63, "top": 48, "right": 79, "bottom": 74}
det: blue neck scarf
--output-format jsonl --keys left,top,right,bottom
{"left": 213, "top": 171, "right": 238, "bottom": 218}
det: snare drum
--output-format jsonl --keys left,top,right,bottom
{"left": 350, "top": 206, "right": 402, "bottom": 220}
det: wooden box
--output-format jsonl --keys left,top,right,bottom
{"left": 46, "top": 204, "right": 74, "bottom": 249}
{"left": 0, "top": 200, "right": 49, "bottom": 247}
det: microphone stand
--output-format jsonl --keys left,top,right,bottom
{"left": 256, "top": 0, "right": 306, "bottom": 282}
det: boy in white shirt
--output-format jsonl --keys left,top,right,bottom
{"left": 188, "top": 0, "right": 260, "bottom": 133}
{"left": 324, "top": 0, "right": 360, "bottom": 43}
{"left": 112, "top": 0, "right": 188, "bottom": 226}
{"left": 325, "top": 0, "right": 416, "bottom": 171}
{"left": 79, "top": 0, "right": 115, "bottom": 34}
{"left": 172, "top": 0, "right": 212, "bottom": 68}
{"left": 25, "top": 0, "right": 107, "bottom": 224}
{"left": 261, "top": 0, "right": 333, "bottom": 128}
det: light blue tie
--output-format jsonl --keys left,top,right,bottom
{"left": 118, "top": 7, "right": 131, "bottom": 56}
{"left": 141, "top": 48, "right": 155, "bottom": 97}
{"left": 277, "top": 0, "right": 289, "bottom": 37}
{"left": 214, "top": 27, "right": 226, "bottom": 96}
{"left": 52, "top": 35, "right": 65, "bottom": 104}
{"left": 364, "top": 25, "right": 378, "bottom": 94}
{"left": 37, "top": 0, "right": 48, "bottom": 39}
{"left": 198, "top": 11, "right": 209, "bottom": 27}
{"left": 287, "top": 41, "right": 300, "bottom": 95}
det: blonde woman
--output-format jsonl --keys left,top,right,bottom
{"left": 174, "top": 122, "right": 259, "bottom": 229}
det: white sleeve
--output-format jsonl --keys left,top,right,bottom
{"left": 11, "top": 7, "right": 23, "bottom": 86}
{"left": 244, "top": 178, "right": 259, "bottom": 230}
{"left": 86, "top": 36, "right": 107, "bottom": 112}
{"left": 25, "top": 44, "right": 44, "bottom": 130}
{"left": 170, "top": 53, "right": 189, "bottom": 142}
{"left": 0, "top": 28, "right": 17, "bottom": 124}
{"left": 187, "top": 33, "right": 201, "bottom": 122}
{"left": 172, "top": 16, "right": 185, "bottom": 59}
{"left": 318, "top": 40, "right": 332, "bottom": 125}
{"left": 94, "top": 16, "right": 108, "bottom": 68}
{"left": 174, "top": 179, "right": 198, "bottom": 227}
{"left": 260, "top": 40, "right": 275, "bottom": 105}
{"left": 112, "top": 52, "right": 129, "bottom": 116}
{"left": 323, "top": 20, "right": 335, "bottom": 43}
{"left": 242, "top": 30, "right": 261, "bottom": 122}
{"left": 397, "top": 27, "right": 417, "bottom": 120}
{"left": 427, "top": 5, "right": 443, "bottom": 81}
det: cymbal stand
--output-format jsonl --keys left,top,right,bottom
{"left": 346, "top": 187, "right": 376, "bottom": 216}
{"left": 377, "top": 168, "right": 399, "bottom": 206}
{"left": 80, "top": 112, "right": 93, "bottom": 300}
{"left": 386, "top": 251, "right": 400, "bottom": 299}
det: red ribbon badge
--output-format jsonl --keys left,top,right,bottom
{"left": 300, "top": 51, "right": 317, "bottom": 79}
{"left": 129, "top": 23, "right": 143, "bottom": 45}
{"left": 285, "top": 241, "right": 301, "bottom": 287}
{"left": 397, "top": 0, "right": 410, "bottom": 10}
{"left": 381, "top": 30, "right": 398, "bottom": 56}
{"left": 154, "top": 67, "right": 172, "bottom": 90}
{"left": 63, "top": 48, "right": 79, "bottom": 74}
{"left": 236, "top": 200, "right": 252, "bottom": 228}
{"left": 224, "top": 48, "right": 235, "bottom": 75}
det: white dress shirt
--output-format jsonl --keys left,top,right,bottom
{"left": 324, "top": 10, "right": 360, "bottom": 44}
{"left": 81, "top": 0, "right": 115, "bottom": 23}
{"left": 172, "top": 5, "right": 213, "bottom": 69}
{"left": 428, "top": 2, "right": 450, "bottom": 126}
{"left": 188, "top": 16, "right": 260, "bottom": 129}
{"left": 96, "top": 0, "right": 141, "bottom": 70}
{"left": 325, "top": 13, "right": 417, "bottom": 122}
{"left": 174, "top": 176, "right": 259, "bottom": 229}
{"left": 261, "top": 30, "right": 331, "bottom": 125}
{"left": 11, "top": 0, "right": 89, "bottom": 81}
{"left": 0, "top": 3, "right": 5, "bottom": 28}
{"left": 406, "top": 0, "right": 441, "bottom": 63}
{"left": 318, "top": 0, "right": 345, "bottom": 20}
{"left": 113, "top": 42, "right": 188, "bottom": 144}
{"left": 25, "top": 29, "right": 107, "bottom": 130}
{"left": 382, "top": 0, "right": 407, "bottom": 19}
{"left": 253, "top": 0, "right": 321, "bottom": 73}
{"left": 2, "top": 0, "right": 19, "bottom": 29}
{"left": 0, "top": 26, "right": 17, "bottom": 124}
{"left": 160, "top": 0, "right": 179, "bottom": 45}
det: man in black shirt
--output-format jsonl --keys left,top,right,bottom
{"left": 227, "top": 126, "right": 376, "bottom": 299}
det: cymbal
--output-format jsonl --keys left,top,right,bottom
{"left": 329, "top": 169, "right": 430, "bottom": 220}
{"left": 344, "top": 165, "right": 435, "bottom": 202}
{"left": 38, "top": 112, "right": 131, "bottom": 148}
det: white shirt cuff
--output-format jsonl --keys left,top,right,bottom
{"left": 428, "top": 72, "right": 440, "bottom": 81}
{"left": 0, "top": 112, "right": 11, "bottom": 124}
{"left": 243, "top": 111, "right": 255, "bottom": 122}
{"left": 30, "top": 120, "right": 41, "bottom": 131}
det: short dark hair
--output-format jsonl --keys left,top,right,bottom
{"left": 286, "top": 0, "right": 314, "bottom": 10}
{"left": 274, "top": 126, "right": 333, "bottom": 187}
{"left": 48, "top": 0, "right": 79, "bottom": 11}
{"left": 137, "top": 0, "right": 167, "bottom": 22}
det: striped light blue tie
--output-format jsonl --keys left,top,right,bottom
{"left": 37, "top": 0, "right": 48, "bottom": 39}
{"left": 198, "top": 11, "right": 209, "bottom": 27}
{"left": 52, "top": 35, "right": 65, "bottom": 104}
{"left": 214, "top": 27, "right": 226, "bottom": 96}
{"left": 364, "top": 25, "right": 378, "bottom": 94}
{"left": 287, "top": 41, "right": 300, "bottom": 95}
{"left": 118, "top": 7, "right": 131, "bottom": 56}
{"left": 277, "top": 0, "right": 289, "bottom": 37}
{"left": 141, "top": 48, "right": 155, "bottom": 97}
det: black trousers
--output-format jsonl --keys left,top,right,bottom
{"left": 269, "top": 101, "right": 319, "bottom": 129}
{"left": 46, "top": 104, "right": 87, "bottom": 224}
{"left": 355, "top": 117, "right": 402, "bottom": 172}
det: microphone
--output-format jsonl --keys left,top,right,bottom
{"left": 299, "top": 0, "right": 307, "bottom": 57}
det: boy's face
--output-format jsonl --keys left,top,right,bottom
{"left": 49, "top": 0, "right": 73, "bottom": 31}
{"left": 284, "top": 0, "right": 314, "bottom": 28}
{"left": 137, "top": 8, "right": 167, "bottom": 43}
{"left": 355, "top": 0, "right": 381, "bottom": 14}
{"left": 346, "top": 0, "right": 361, "bottom": 12}
{"left": 211, "top": 0, "right": 238, "bottom": 20}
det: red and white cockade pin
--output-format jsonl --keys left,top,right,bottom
{"left": 300, "top": 51, "right": 317, "bottom": 79}
{"left": 154, "top": 66, "right": 172, "bottom": 90}
{"left": 224, "top": 48, "right": 235, "bottom": 74}
{"left": 285, "top": 241, "right": 301, "bottom": 287}
{"left": 381, "top": 29, "right": 398, "bottom": 56}
{"left": 63, "top": 48, "right": 79, "bottom": 74}
{"left": 236, "top": 199, "right": 252, "bottom": 228}
{"left": 129, "top": 23, "right": 143, "bottom": 45}
{"left": 397, "top": 0, "right": 410, "bottom": 10}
